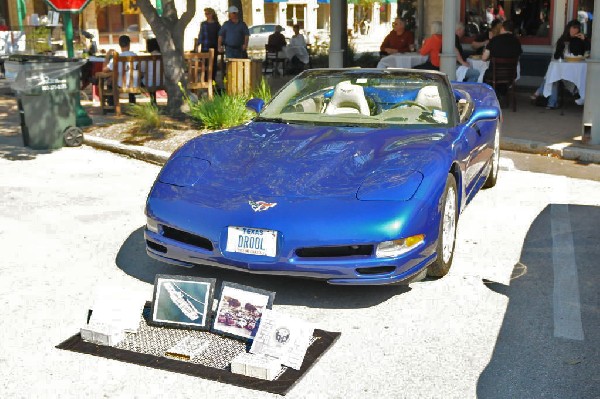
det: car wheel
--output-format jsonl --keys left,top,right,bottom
{"left": 483, "top": 125, "right": 500, "bottom": 188}
{"left": 427, "top": 174, "right": 458, "bottom": 277}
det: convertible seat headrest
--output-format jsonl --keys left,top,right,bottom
{"left": 325, "top": 81, "right": 370, "bottom": 116}
{"left": 415, "top": 85, "right": 442, "bottom": 110}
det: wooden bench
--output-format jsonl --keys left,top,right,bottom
{"left": 97, "top": 51, "right": 215, "bottom": 115}
{"left": 97, "top": 53, "right": 163, "bottom": 115}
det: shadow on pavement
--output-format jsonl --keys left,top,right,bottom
{"left": 116, "top": 227, "right": 409, "bottom": 309}
{"left": 477, "top": 204, "right": 599, "bottom": 398}
{"left": 0, "top": 133, "right": 51, "bottom": 161}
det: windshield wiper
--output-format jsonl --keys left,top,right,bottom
{"left": 254, "top": 116, "right": 289, "bottom": 124}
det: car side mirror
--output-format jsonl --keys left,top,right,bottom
{"left": 467, "top": 106, "right": 499, "bottom": 125}
{"left": 246, "top": 98, "right": 265, "bottom": 114}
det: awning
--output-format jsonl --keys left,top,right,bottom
{"left": 264, "top": 0, "right": 288, "bottom": 3}
{"left": 317, "top": 0, "right": 330, "bottom": 4}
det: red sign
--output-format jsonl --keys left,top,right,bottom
{"left": 45, "top": 0, "right": 92, "bottom": 12}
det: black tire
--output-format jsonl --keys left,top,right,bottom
{"left": 483, "top": 125, "right": 500, "bottom": 188}
{"left": 64, "top": 127, "right": 84, "bottom": 147}
{"left": 427, "top": 174, "right": 458, "bottom": 277}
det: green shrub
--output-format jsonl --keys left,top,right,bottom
{"left": 126, "top": 102, "right": 162, "bottom": 132}
{"left": 188, "top": 93, "right": 252, "bottom": 129}
{"left": 251, "top": 78, "right": 272, "bottom": 103}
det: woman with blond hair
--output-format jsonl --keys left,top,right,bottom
{"left": 197, "top": 7, "right": 221, "bottom": 79}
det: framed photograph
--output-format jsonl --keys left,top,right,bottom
{"left": 150, "top": 275, "right": 216, "bottom": 330}
{"left": 212, "top": 282, "right": 275, "bottom": 341}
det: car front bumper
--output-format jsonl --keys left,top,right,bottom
{"left": 144, "top": 228, "right": 437, "bottom": 285}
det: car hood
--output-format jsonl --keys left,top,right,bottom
{"left": 164, "top": 122, "right": 446, "bottom": 199}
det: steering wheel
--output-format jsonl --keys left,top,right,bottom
{"left": 389, "top": 100, "right": 429, "bottom": 111}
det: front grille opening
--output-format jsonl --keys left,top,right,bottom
{"left": 296, "top": 244, "right": 373, "bottom": 258}
{"left": 356, "top": 266, "right": 396, "bottom": 275}
{"left": 146, "top": 240, "right": 167, "bottom": 253}
{"left": 162, "top": 226, "right": 214, "bottom": 251}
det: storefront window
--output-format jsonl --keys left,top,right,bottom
{"left": 286, "top": 4, "right": 305, "bottom": 28}
{"left": 97, "top": 4, "right": 138, "bottom": 34}
{"left": 398, "top": 0, "right": 418, "bottom": 32}
{"left": 463, "top": 0, "right": 552, "bottom": 44}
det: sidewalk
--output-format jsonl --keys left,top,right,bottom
{"left": 1, "top": 77, "right": 599, "bottom": 164}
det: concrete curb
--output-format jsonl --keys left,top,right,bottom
{"left": 84, "top": 135, "right": 170, "bottom": 165}
{"left": 501, "top": 137, "right": 600, "bottom": 163}
{"left": 84, "top": 133, "right": 600, "bottom": 166}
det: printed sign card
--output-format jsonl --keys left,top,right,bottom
{"left": 249, "top": 309, "right": 314, "bottom": 370}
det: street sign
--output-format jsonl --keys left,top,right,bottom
{"left": 45, "top": 0, "right": 92, "bottom": 13}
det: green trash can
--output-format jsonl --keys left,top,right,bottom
{"left": 8, "top": 55, "right": 86, "bottom": 150}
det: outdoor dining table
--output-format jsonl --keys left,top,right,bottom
{"left": 455, "top": 57, "right": 521, "bottom": 83}
{"left": 542, "top": 59, "right": 587, "bottom": 104}
{"left": 377, "top": 53, "right": 428, "bottom": 69}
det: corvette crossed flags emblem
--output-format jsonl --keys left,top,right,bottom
{"left": 249, "top": 200, "right": 277, "bottom": 212}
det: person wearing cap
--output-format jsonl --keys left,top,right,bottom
{"left": 218, "top": 6, "right": 250, "bottom": 59}
{"left": 267, "top": 25, "right": 287, "bottom": 55}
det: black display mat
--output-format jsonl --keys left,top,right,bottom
{"left": 56, "top": 305, "right": 340, "bottom": 396}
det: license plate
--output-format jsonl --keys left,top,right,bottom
{"left": 225, "top": 226, "right": 278, "bottom": 257}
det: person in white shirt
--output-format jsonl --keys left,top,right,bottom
{"left": 103, "top": 35, "right": 138, "bottom": 104}
{"left": 286, "top": 25, "right": 309, "bottom": 74}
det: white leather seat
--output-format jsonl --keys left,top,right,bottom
{"left": 325, "top": 81, "right": 370, "bottom": 116}
{"left": 415, "top": 85, "right": 442, "bottom": 110}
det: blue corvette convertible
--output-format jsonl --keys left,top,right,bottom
{"left": 145, "top": 68, "right": 501, "bottom": 285}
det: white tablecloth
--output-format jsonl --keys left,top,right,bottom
{"left": 284, "top": 45, "right": 309, "bottom": 64}
{"left": 377, "top": 53, "right": 428, "bottom": 69}
{"left": 542, "top": 60, "right": 587, "bottom": 102}
{"left": 455, "top": 58, "right": 521, "bottom": 83}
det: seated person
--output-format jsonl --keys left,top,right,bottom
{"left": 266, "top": 25, "right": 287, "bottom": 57}
{"left": 455, "top": 23, "right": 480, "bottom": 82}
{"left": 482, "top": 20, "right": 522, "bottom": 94}
{"left": 415, "top": 21, "right": 442, "bottom": 70}
{"left": 142, "top": 38, "right": 162, "bottom": 105}
{"left": 102, "top": 34, "right": 138, "bottom": 105}
{"left": 471, "top": 19, "right": 502, "bottom": 55}
{"left": 287, "top": 24, "right": 309, "bottom": 74}
{"left": 380, "top": 18, "right": 415, "bottom": 55}
{"left": 531, "top": 19, "right": 590, "bottom": 109}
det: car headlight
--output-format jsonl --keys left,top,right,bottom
{"left": 158, "top": 156, "right": 210, "bottom": 187}
{"left": 375, "top": 234, "right": 425, "bottom": 258}
{"left": 146, "top": 217, "right": 159, "bottom": 233}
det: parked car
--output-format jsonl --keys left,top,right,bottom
{"left": 248, "top": 24, "right": 292, "bottom": 51}
{"left": 145, "top": 68, "right": 501, "bottom": 285}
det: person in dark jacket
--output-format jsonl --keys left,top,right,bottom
{"left": 531, "top": 20, "right": 590, "bottom": 109}
{"left": 197, "top": 7, "right": 221, "bottom": 80}
{"left": 553, "top": 19, "right": 590, "bottom": 59}
{"left": 266, "top": 25, "right": 287, "bottom": 55}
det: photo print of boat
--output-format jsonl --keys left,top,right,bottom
{"left": 151, "top": 275, "right": 216, "bottom": 330}
{"left": 212, "top": 282, "right": 275, "bottom": 340}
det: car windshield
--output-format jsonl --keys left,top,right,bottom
{"left": 258, "top": 69, "right": 455, "bottom": 128}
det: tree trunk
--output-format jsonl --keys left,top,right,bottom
{"left": 136, "top": 0, "right": 195, "bottom": 116}
{"left": 231, "top": 0, "right": 244, "bottom": 22}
